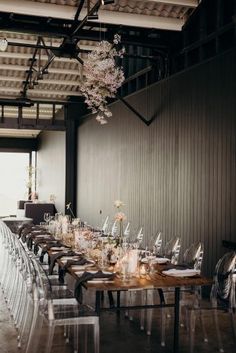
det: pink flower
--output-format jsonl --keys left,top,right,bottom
{"left": 115, "top": 212, "right": 126, "bottom": 222}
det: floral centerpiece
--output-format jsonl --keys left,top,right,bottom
{"left": 80, "top": 34, "right": 125, "bottom": 124}
{"left": 114, "top": 199, "right": 126, "bottom": 247}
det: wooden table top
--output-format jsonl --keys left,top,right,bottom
{"left": 55, "top": 256, "right": 212, "bottom": 292}
{"left": 85, "top": 273, "right": 212, "bottom": 291}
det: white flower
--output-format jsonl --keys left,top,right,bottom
{"left": 114, "top": 200, "right": 125, "bottom": 209}
{"left": 80, "top": 34, "right": 125, "bottom": 123}
{"left": 100, "top": 119, "right": 108, "bottom": 125}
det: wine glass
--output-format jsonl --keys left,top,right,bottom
{"left": 44, "top": 212, "right": 51, "bottom": 225}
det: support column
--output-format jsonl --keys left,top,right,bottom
{"left": 65, "top": 106, "right": 77, "bottom": 217}
{"left": 65, "top": 100, "right": 87, "bottom": 217}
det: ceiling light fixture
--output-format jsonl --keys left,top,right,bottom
{"left": 0, "top": 38, "right": 8, "bottom": 52}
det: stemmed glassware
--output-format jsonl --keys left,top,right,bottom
{"left": 43, "top": 212, "right": 51, "bottom": 225}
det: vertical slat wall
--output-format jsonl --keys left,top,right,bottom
{"left": 76, "top": 48, "right": 236, "bottom": 276}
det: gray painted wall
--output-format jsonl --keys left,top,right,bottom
{"left": 76, "top": 48, "right": 236, "bottom": 277}
{"left": 37, "top": 131, "right": 65, "bottom": 213}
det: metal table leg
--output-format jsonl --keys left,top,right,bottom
{"left": 96, "top": 291, "right": 102, "bottom": 315}
{"left": 174, "top": 287, "right": 180, "bottom": 353}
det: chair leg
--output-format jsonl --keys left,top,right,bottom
{"left": 161, "top": 305, "right": 166, "bottom": 347}
{"left": 199, "top": 308, "right": 208, "bottom": 343}
{"left": 45, "top": 322, "right": 55, "bottom": 353}
{"left": 230, "top": 310, "right": 236, "bottom": 341}
{"left": 84, "top": 326, "right": 88, "bottom": 353}
{"left": 146, "top": 289, "right": 153, "bottom": 336}
{"left": 189, "top": 309, "right": 196, "bottom": 353}
{"left": 140, "top": 290, "right": 146, "bottom": 331}
{"left": 214, "top": 308, "right": 224, "bottom": 353}
{"left": 73, "top": 325, "right": 78, "bottom": 353}
{"left": 25, "top": 309, "right": 44, "bottom": 353}
{"left": 94, "top": 318, "right": 100, "bottom": 353}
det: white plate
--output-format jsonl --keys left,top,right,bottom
{"left": 162, "top": 269, "right": 200, "bottom": 277}
{"left": 87, "top": 280, "right": 114, "bottom": 284}
{"left": 35, "top": 234, "right": 50, "bottom": 238}
{"left": 141, "top": 257, "right": 156, "bottom": 263}
{"left": 74, "top": 271, "right": 85, "bottom": 276}
{"left": 155, "top": 257, "right": 170, "bottom": 264}
{"left": 72, "top": 265, "right": 85, "bottom": 270}
{"left": 60, "top": 256, "right": 78, "bottom": 262}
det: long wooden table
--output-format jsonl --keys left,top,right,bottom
{"left": 63, "top": 261, "right": 212, "bottom": 353}
{"left": 32, "top": 235, "right": 212, "bottom": 353}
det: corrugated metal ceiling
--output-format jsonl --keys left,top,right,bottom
{"left": 0, "top": 0, "right": 200, "bottom": 136}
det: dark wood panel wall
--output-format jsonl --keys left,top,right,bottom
{"left": 76, "top": 48, "right": 236, "bottom": 276}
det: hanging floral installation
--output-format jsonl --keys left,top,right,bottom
{"left": 80, "top": 34, "right": 125, "bottom": 124}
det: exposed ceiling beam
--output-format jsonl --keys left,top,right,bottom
{"left": 0, "top": 51, "right": 81, "bottom": 64}
{"left": 0, "top": 95, "right": 71, "bottom": 104}
{"left": 2, "top": 112, "right": 52, "bottom": 118}
{"left": 0, "top": 76, "right": 80, "bottom": 86}
{"left": 80, "top": 9, "right": 184, "bottom": 31}
{"left": 0, "top": 26, "right": 178, "bottom": 51}
{"left": 0, "top": 0, "right": 184, "bottom": 30}
{"left": 0, "top": 86, "right": 81, "bottom": 97}
{"left": 143, "top": 0, "right": 198, "bottom": 7}
{"left": 28, "top": 89, "right": 81, "bottom": 97}
{"left": 6, "top": 38, "right": 96, "bottom": 52}
{"left": 0, "top": 0, "right": 76, "bottom": 20}
{"left": 0, "top": 118, "right": 66, "bottom": 131}
{"left": 0, "top": 64, "right": 80, "bottom": 75}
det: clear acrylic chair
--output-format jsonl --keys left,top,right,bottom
{"left": 123, "top": 221, "right": 131, "bottom": 238}
{"left": 153, "top": 231, "right": 162, "bottom": 254}
{"left": 110, "top": 220, "right": 119, "bottom": 237}
{"left": 29, "top": 257, "right": 100, "bottom": 353}
{"left": 188, "top": 251, "right": 236, "bottom": 353}
{"left": 139, "top": 236, "right": 181, "bottom": 342}
{"left": 101, "top": 216, "right": 109, "bottom": 234}
{"left": 164, "top": 236, "right": 181, "bottom": 264}
{"left": 0, "top": 222, "right": 36, "bottom": 351}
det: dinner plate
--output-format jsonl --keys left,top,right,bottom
{"left": 141, "top": 256, "right": 156, "bottom": 263}
{"left": 70, "top": 262, "right": 94, "bottom": 269}
{"left": 155, "top": 257, "right": 170, "bottom": 264}
{"left": 35, "top": 234, "right": 50, "bottom": 238}
{"left": 61, "top": 256, "right": 79, "bottom": 262}
{"left": 50, "top": 247, "right": 64, "bottom": 251}
{"left": 74, "top": 271, "right": 85, "bottom": 276}
{"left": 71, "top": 265, "right": 86, "bottom": 270}
{"left": 162, "top": 269, "right": 200, "bottom": 277}
{"left": 87, "top": 280, "right": 115, "bottom": 283}
{"left": 87, "top": 271, "right": 114, "bottom": 276}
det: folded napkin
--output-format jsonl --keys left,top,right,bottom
{"left": 58, "top": 258, "right": 94, "bottom": 283}
{"left": 38, "top": 241, "right": 63, "bottom": 260}
{"left": 19, "top": 225, "right": 38, "bottom": 238}
{"left": 26, "top": 231, "right": 51, "bottom": 249}
{"left": 49, "top": 251, "right": 76, "bottom": 275}
{"left": 20, "top": 226, "right": 45, "bottom": 241}
{"left": 162, "top": 268, "right": 200, "bottom": 277}
{"left": 74, "top": 271, "right": 115, "bottom": 303}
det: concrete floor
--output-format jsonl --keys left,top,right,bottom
{"left": 0, "top": 290, "right": 235, "bottom": 353}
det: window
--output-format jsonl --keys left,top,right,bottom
{"left": 0, "top": 152, "right": 30, "bottom": 217}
